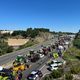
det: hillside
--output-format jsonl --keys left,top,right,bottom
{"left": 35, "top": 32, "right": 54, "bottom": 43}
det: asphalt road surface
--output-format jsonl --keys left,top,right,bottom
{"left": 23, "top": 40, "right": 71, "bottom": 80}
{"left": 22, "top": 53, "right": 50, "bottom": 78}
{"left": 0, "top": 38, "right": 57, "bottom": 66}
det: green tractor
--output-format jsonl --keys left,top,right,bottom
{"left": 14, "top": 55, "right": 26, "bottom": 64}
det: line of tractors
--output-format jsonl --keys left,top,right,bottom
{"left": 0, "top": 44, "right": 54, "bottom": 80}
{"left": 0, "top": 36, "right": 71, "bottom": 80}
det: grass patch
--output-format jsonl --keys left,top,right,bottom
{"left": 65, "top": 72, "right": 73, "bottom": 80}
{"left": 63, "top": 47, "right": 80, "bottom": 61}
{"left": 70, "top": 64, "right": 80, "bottom": 74}
{"left": 19, "top": 40, "right": 39, "bottom": 49}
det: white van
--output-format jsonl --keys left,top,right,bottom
{"left": 48, "top": 64, "right": 58, "bottom": 71}
{"left": 51, "top": 60, "right": 63, "bottom": 66}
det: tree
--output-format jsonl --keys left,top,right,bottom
{"left": 0, "top": 40, "right": 13, "bottom": 55}
{"left": 79, "top": 29, "right": 80, "bottom": 33}
{"left": 11, "top": 30, "right": 26, "bottom": 37}
{"left": 26, "top": 28, "right": 33, "bottom": 37}
{"left": 11, "top": 28, "right": 51, "bottom": 38}
{"left": 73, "top": 30, "right": 80, "bottom": 48}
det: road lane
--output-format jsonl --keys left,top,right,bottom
{"left": 22, "top": 38, "right": 73, "bottom": 80}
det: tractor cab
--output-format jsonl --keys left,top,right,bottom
{"left": 15, "top": 55, "right": 26, "bottom": 64}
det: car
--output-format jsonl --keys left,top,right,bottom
{"left": 50, "top": 63, "right": 58, "bottom": 67}
{"left": 52, "top": 60, "right": 62, "bottom": 66}
{"left": 27, "top": 73, "right": 38, "bottom": 80}
{"left": 48, "top": 65, "right": 58, "bottom": 71}
{"left": 47, "top": 60, "right": 57, "bottom": 65}
{"left": 55, "top": 61, "right": 62, "bottom": 66}
{"left": 47, "top": 60, "right": 63, "bottom": 67}
{"left": 37, "top": 70, "right": 43, "bottom": 77}
{"left": 27, "top": 70, "right": 43, "bottom": 80}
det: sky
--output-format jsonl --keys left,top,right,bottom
{"left": 0, "top": 0, "right": 80, "bottom": 32}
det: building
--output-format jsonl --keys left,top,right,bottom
{"left": 0, "top": 30, "right": 14, "bottom": 34}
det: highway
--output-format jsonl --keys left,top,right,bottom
{"left": 0, "top": 36, "right": 72, "bottom": 80}
{"left": 0, "top": 38, "right": 57, "bottom": 66}
{"left": 22, "top": 39, "right": 72, "bottom": 80}
{"left": 23, "top": 53, "right": 50, "bottom": 78}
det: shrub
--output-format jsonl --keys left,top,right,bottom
{"left": 50, "top": 69, "right": 63, "bottom": 78}
{"left": 70, "top": 65, "right": 80, "bottom": 74}
{"left": 73, "top": 39, "right": 80, "bottom": 49}
{"left": 43, "top": 75, "right": 51, "bottom": 80}
{"left": 65, "top": 72, "right": 73, "bottom": 80}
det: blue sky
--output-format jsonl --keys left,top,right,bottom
{"left": 0, "top": 0, "right": 80, "bottom": 32}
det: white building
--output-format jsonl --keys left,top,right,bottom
{"left": 0, "top": 30, "right": 14, "bottom": 34}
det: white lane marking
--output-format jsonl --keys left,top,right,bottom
{"left": 39, "top": 65, "right": 45, "bottom": 70}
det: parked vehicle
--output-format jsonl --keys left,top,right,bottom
{"left": 48, "top": 64, "right": 58, "bottom": 71}
{"left": 47, "top": 60, "right": 63, "bottom": 66}
{"left": 27, "top": 70, "right": 43, "bottom": 80}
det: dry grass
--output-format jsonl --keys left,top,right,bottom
{"left": 7, "top": 38, "right": 29, "bottom": 46}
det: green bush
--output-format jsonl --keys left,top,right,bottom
{"left": 6, "top": 46, "right": 13, "bottom": 53}
{"left": 70, "top": 65, "right": 80, "bottom": 74}
{"left": 43, "top": 75, "right": 51, "bottom": 80}
{"left": 0, "top": 40, "right": 13, "bottom": 55}
{"left": 50, "top": 69, "right": 63, "bottom": 78}
{"left": 65, "top": 72, "right": 73, "bottom": 80}
{"left": 73, "top": 39, "right": 80, "bottom": 49}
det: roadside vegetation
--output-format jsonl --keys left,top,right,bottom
{"left": 73, "top": 30, "right": 80, "bottom": 49}
{"left": 0, "top": 39, "right": 13, "bottom": 56}
{"left": 0, "top": 28, "right": 50, "bottom": 55}
{"left": 19, "top": 40, "right": 39, "bottom": 49}
{"left": 11, "top": 28, "right": 50, "bottom": 38}
{"left": 0, "top": 28, "right": 75, "bottom": 56}
{"left": 42, "top": 69, "right": 63, "bottom": 80}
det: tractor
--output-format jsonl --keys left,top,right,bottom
{"left": 14, "top": 55, "right": 26, "bottom": 64}
{"left": 12, "top": 55, "right": 30, "bottom": 72}
{"left": 0, "top": 68, "right": 14, "bottom": 80}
